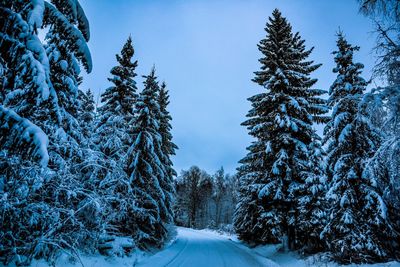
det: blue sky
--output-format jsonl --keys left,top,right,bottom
{"left": 80, "top": 0, "right": 377, "bottom": 174}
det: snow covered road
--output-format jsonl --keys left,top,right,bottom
{"left": 137, "top": 227, "right": 279, "bottom": 267}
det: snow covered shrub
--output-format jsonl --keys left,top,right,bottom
{"left": 0, "top": 155, "right": 55, "bottom": 265}
{"left": 364, "top": 137, "right": 400, "bottom": 257}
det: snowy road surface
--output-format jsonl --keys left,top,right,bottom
{"left": 137, "top": 227, "right": 279, "bottom": 267}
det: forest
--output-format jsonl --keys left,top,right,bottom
{"left": 0, "top": 0, "right": 399, "bottom": 266}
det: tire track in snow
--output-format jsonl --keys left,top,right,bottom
{"left": 163, "top": 235, "right": 189, "bottom": 267}
{"left": 137, "top": 227, "right": 280, "bottom": 267}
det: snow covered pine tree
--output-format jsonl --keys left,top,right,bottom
{"left": 125, "top": 68, "right": 171, "bottom": 249}
{"left": 297, "top": 130, "right": 328, "bottom": 253}
{"left": 0, "top": 0, "right": 97, "bottom": 264}
{"left": 78, "top": 88, "right": 96, "bottom": 139}
{"left": 42, "top": 3, "right": 107, "bottom": 255}
{"left": 95, "top": 36, "right": 138, "bottom": 162}
{"left": 94, "top": 36, "right": 140, "bottom": 237}
{"left": 234, "top": 9, "right": 326, "bottom": 251}
{"left": 321, "top": 32, "right": 396, "bottom": 264}
{"left": 157, "top": 82, "right": 178, "bottom": 224}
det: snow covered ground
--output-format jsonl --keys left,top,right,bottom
{"left": 5, "top": 227, "right": 400, "bottom": 267}
{"left": 136, "top": 227, "right": 278, "bottom": 267}
{"left": 246, "top": 244, "right": 400, "bottom": 267}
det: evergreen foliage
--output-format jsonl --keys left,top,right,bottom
{"left": 125, "top": 68, "right": 168, "bottom": 248}
{"left": 297, "top": 131, "right": 327, "bottom": 253}
{"left": 234, "top": 9, "right": 324, "bottom": 250}
{"left": 95, "top": 36, "right": 138, "bottom": 160}
{"left": 78, "top": 89, "right": 95, "bottom": 139}
{"left": 321, "top": 33, "right": 395, "bottom": 263}
{"left": 1, "top": 1, "right": 399, "bottom": 265}
{"left": 158, "top": 82, "right": 178, "bottom": 223}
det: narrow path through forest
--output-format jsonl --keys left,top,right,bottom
{"left": 136, "top": 227, "right": 279, "bottom": 267}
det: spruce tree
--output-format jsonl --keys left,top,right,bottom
{"left": 125, "top": 68, "right": 168, "bottom": 248}
{"left": 234, "top": 9, "right": 321, "bottom": 249}
{"left": 78, "top": 89, "right": 96, "bottom": 139}
{"left": 41, "top": 4, "right": 99, "bottom": 256}
{"left": 1, "top": 0, "right": 92, "bottom": 164}
{"left": 297, "top": 131, "right": 327, "bottom": 253}
{"left": 321, "top": 33, "right": 395, "bottom": 263}
{"left": 95, "top": 36, "right": 138, "bottom": 160}
{"left": 93, "top": 37, "right": 139, "bottom": 239}
{"left": 364, "top": 137, "right": 400, "bottom": 259}
{"left": 0, "top": 0, "right": 96, "bottom": 263}
{"left": 100, "top": 36, "right": 138, "bottom": 118}
{"left": 158, "top": 81, "right": 178, "bottom": 223}
{"left": 234, "top": 142, "right": 273, "bottom": 244}
{"left": 0, "top": 0, "right": 57, "bottom": 125}
{"left": 296, "top": 85, "right": 329, "bottom": 252}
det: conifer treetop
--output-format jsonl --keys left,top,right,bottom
{"left": 137, "top": 66, "right": 160, "bottom": 117}
{"left": 100, "top": 36, "right": 138, "bottom": 117}
{"left": 329, "top": 32, "right": 367, "bottom": 106}
{"left": 253, "top": 8, "right": 320, "bottom": 94}
{"left": 158, "top": 81, "right": 178, "bottom": 156}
